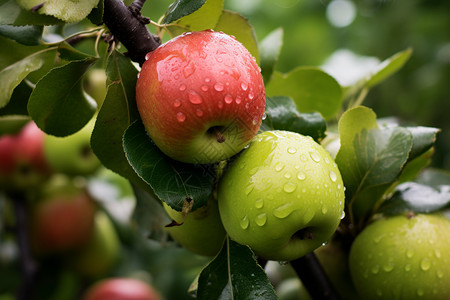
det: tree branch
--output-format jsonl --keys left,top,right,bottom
{"left": 103, "top": 0, "right": 161, "bottom": 65}
{"left": 290, "top": 252, "right": 341, "bottom": 300}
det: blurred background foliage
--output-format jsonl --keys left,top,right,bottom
{"left": 144, "top": 0, "right": 450, "bottom": 170}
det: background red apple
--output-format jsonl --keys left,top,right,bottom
{"left": 82, "top": 278, "right": 162, "bottom": 300}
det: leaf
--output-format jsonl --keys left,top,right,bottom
{"left": 90, "top": 50, "right": 148, "bottom": 192}
{"left": 28, "top": 58, "right": 97, "bottom": 136}
{"left": 0, "top": 24, "right": 42, "bottom": 45}
{"left": 259, "top": 28, "right": 283, "bottom": 84}
{"left": 262, "top": 96, "right": 326, "bottom": 142}
{"left": 266, "top": 67, "right": 342, "bottom": 119}
{"left": 0, "top": 80, "right": 32, "bottom": 116}
{"left": 214, "top": 10, "right": 259, "bottom": 64}
{"left": 87, "top": 0, "right": 103, "bottom": 25}
{"left": 404, "top": 126, "right": 440, "bottom": 162}
{"left": 197, "top": 238, "right": 277, "bottom": 300}
{"left": 0, "top": 49, "right": 51, "bottom": 109}
{"left": 0, "top": 0, "right": 63, "bottom": 26}
{"left": 163, "top": 0, "right": 224, "bottom": 37}
{"left": 123, "top": 120, "right": 214, "bottom": 211}
{"left": 379, "top": 182, "right": 450, "bottom": 215}
{"left": 58, "top": 42, "right": 95, "bottom": 61}
{"left": 365, "top": 48, "right": 412, "bottom": 88}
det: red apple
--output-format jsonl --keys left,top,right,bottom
{"left": 136, "top": 30, "right": 265, "bottom": 164}
{"left": 82, "top": 278, "right": 162, "bottom": 300}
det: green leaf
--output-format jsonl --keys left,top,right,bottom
{"left": 123, "top": 120, "right": 214, "bottom": 211}
{"left": 404, "top": 126, "right": 440, "bottom": 162}
{"left": 90, "top": 50, "right": 148, "bottom": 192}
{"left": 214, "top": 10, "right": 259, "bottom": 64}
{"left": 266, "top": 67, "right": 342, "bottom": 119}
{"left": 0, "top": 80, "right": 32, "bottom": 116}
{"left": 58, "top": 42, "right": 95, "bottom": 61}
{"left": 197, "top": 238, "right": 277, "bottom": 300}
{"left": 0, "top": 0, "right": 63, "bottom": 26}
{"left": 28, "top": 58, "right": 97, "bottom": 136}
{"left": 87, "top": 0, "right": 103, "bottom": 25}
{"left": 259, "top": 28, "right": 283, "bottom": 84}
{"left": 379, "top": 182, "right": 450, "bottom": 215}
{"left": 0, "top": 49, "right": 51, "bottom": 109}
{"left": 0, "top": 24, "right": 42, "bottom": 45}
{"left": 262, "top": 96, "right": 326, "bottom": 142}
{"left": 163, "top": 0, "right": 224, "bottom": 36}
{"left": 0, "top": 115, "right": 29, "bottom": 135}
{"left": 365, "top": 48, "right": 412, "bottom": 88}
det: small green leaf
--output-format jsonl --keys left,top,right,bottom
{"left": 28, "top": 58, "right": 97, "bottom": 136}
{"left": 0, "top": 24, "right": 42, "bottom": 45}
{"left": 214, "top": 10, "right": 259, "bottom": 64}
{"left": 266, "top": 68, "right": 342, "bottom": 119}
{"left": 0, "top": 0, "right": 63, "bottom": 26}
{"left": 365, "top": 48, "right": 412, "bottom": 88}
{"left": 0, "top": 49, "right": 51, "bottom": 109}
{"left": 123, "top": 121, "right": 214, "bottom": 211}
{"left": 197, "top": 238, "right": 277, "bottom": 300}
{"left": 379, "top": 182, "right": 450, "bottom": 215}
{"left": 262, "top": 96, "right": 326, "bottom": 142}
{"left": 163, "top": 0, "right": 223, "bottom": 36}
{"left": 259, "top": 28, "right": 283, "bottom": 84}
{"left": 58, "top": 42, "right": 95, "bottom": 61}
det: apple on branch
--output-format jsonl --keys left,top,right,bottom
{"left": 136, "top": 30, "right": 265, "bottom": 164}
{"left": 82, "top": 278, "right": 162, "bottom": 300}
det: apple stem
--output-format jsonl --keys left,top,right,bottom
{"left": 12, "top": 194, "right": 39, "bottom": 300}
{"left": 290, "top": 252, "right": 342, "bottom": 300}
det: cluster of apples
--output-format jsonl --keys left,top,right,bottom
{"left": 136, "top": 30, "right": 346, "bottom": 262}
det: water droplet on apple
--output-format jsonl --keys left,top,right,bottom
{"left": 283, "top": 182, "right": 297, "bottom": 193}
{"left": 283, "top": 172, "right": 291, "bottom": 179}
{"left": 287, "top": 147, "right": 297, "bottom": 154}
{"left": 214, "top": 82, "right": 224, "bottom": 92}
{"left": 224, "top": 95, "right": 233, "bottom": 104}
{"left": 340, "top": 211, "right": 345, "bottom": 219}
{"left": 434, "top": 249, "right": 441, "bottom": 258}
{"left": 248, "top": 92, "right": 255, "bottom": 100}
{"left": 275, "top": 162, "right": 285, "bottom": 172}
{"left": 324, "top": 156, "right": 330, "bottom": 164}
{"left": 241, "top": 82, "right": 248, "bottom": 91}
{"left": 188, "top": 91, "right": 203, "bottom": 104}
{"left": 137, "top": 72, "right": 141, "bottom": 79}
{"left": 205, "top": 77, "right": 211, "bottom": 83}
{"left": 173, "top": 99, "right": 182, "bottom": 108}
{"left": 383, "top": 262, "right": 394, "bottom": 272}
{"left": 235, "top": 96, "right": 242, "bottom": 104}
{"left": 321, "top": 205, "right": 328, "bottom": 214}
{"left": 310, "top": 152, "right": 321, "bottom": 162}
{"left": 255, "top": 198, "right": 264, "bottom": 209}
{"left": 406, "top": 249, "right": 414, "bottom": 258}
{"left": 145, "top": 52, "right": 152, "bottom": 60}
{"left": 252, "top": 118, "right": 258, "bottom": 125}
{"left": 183, "top": 63, "right": 195, "bottom": 78}
{"left": 255, "top": 213, "right": 267, "bottom": 226}
{"left": 273, "top": 203, "right": 294, "bottom": 219}
{"left": 405, "top": 264, "right": 412, "bottom": 271}
{"left": 217, "top": 100, "right": 224, "bottom": 109}
{"left": 329, "top": 170, "right": 337, "bottom": 182}
{"left": 420, "top": 258, "right": 431, "bottom": 271}
{"left": 297, "top": 171, "right": 306, "bottom": 180}
{"left": 196, "top": 109, "right": 203, "bottom": 117}
{"left": 179, "top": 84, "right": 186, "bottom": 91}
{"left": 337, "top": 183, "right": 342, "bottom": 189}
{"left": 201, "top": 85, "right": 209, "bottom": 92}
{"left": 176, "top": 112, "right": 186, "bottom": 122}
{"left": 300, "top": 154, "right": 308, "bottom": 162}
{"left": 437, "top": 270, "right": 444, "bottom": 278}
{"left": 245, "top": 184, "right": 254, "bottom": 195}
{"left": 240, "top": 215, "right": 249, "bottom": 230}
{"left": 371, "top": 265, "right": 380, "bottom": 274}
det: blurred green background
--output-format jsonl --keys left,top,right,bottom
{"left": 145, "top": 0, "right": 450, "bottom": 170}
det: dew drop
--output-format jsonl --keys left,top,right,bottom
{"left": 248, "top": 92, "right": 255, "bottom": 100}
{"left": 340, "top": 211, "right": 345, "bottom": 219}
{"left": 195, "top": 109, "right": 203, "bottom": 117}
{"left": 176, "top": 112, "right": 186, "bottom": 122}
{"left": 321, "top": 205, "right": 328, "bottom": 214}
{"left": 137, "top": 72, "right": 141, "bottom": 79}
{"left": 310, "top": 152, "right": 321, "bottom": 162}
{"left": 240, "top": 215, "right": 249, "bottom": 230}
{"left": 283, "top": 182, "right": 297, "bottom": 193}
{"left": 383, "top": 262, "right": 394, "bottom": 272}
{"left": 287, "top": 147, "right": 297, "bottom": 154}
{"left": 405, "top": 264, "right": 412, "bottom": 272}
{"left": 420, "top": 258, "right": 431, "bottom": 271}
{"left": 183, "top": 64, "right": 195, "bottom": 78}
{"left": 201, "top": 85, "right": 209, "bottom": 92}
{"left": 297, "top": 171, "right": 306, "bottom": 181}
{"left": 205, "top": 77, "right": 211, "bottom": 83}
{"left": 214, "top": 82, "right": 224, "bottom": 92}
{"left": 255, "top": 213, "right": 267, "bottom": 226}
{"left": 179, "top": 84, "right": 186, "bottom": 91}
{"left": 324, "top": 156, "right": 330, "bottom": 164}
{"left": 235, "top": 96, "right": 242, "bottom": 104}
{"left": 255, "top": 198, "right": 264, "bottom": 209}
{"left": 241, "top": 82, "right": 248, "bottom": 91}
{"left": 262, "top": 113, "right": 267, "bottom": 120}
{"left": 329, "top": 170, "right": 337, "bottom": 182}
{"left": 188, "top": 91, "right": 202, "bottom": 104}
{"left": 173, "top": 99, "right": 181, "bottom": 108}
{"left": 252, "top": 118, "right": 259, "bottom": 125}
{"left": 273, "top": 203, "right": 294, "bottom": 219}
{"left": 437, "top": 270, "right": 444, "bottom": 278}
{"left": 275, "top": 162, "right": 285, "bottom": 172}
{"left": 406, "top": 249, "right": 414, "bottom": 258}
{"left": 224, "top": 95, "right": 233, "bottom": 104}
{"left": 300, "top": 154, "right": 308, "bottom": 162}
{"left": 245, "top": 184, "right": 254, "bottom": 195}
{"left": 371, "top": 265, "right": 380, "bottom": 274}
{"left": 145, "top": 52, "right": 152, "bottom": 60}
{"left": 284, "top": 172, "right": 291, "bottom": 179}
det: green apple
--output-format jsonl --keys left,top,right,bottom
{"left": 136, "top": 30, "right": 265, "bottom": 164}
{"left": 218, "top": 130, "right": 345, "bottom": 261}
{"left": 44, "top": 118, "right": 101, "bottom": 176}
{"left": 71, "top": 211, "right": 120, "bottom": 278}
{"left": 163, "top": 197, "right": 226, "bottom": 257}
{"left": 349, "top": 213, "right": 450, "bottom": 300}
{"left": 84, "top": 69, "right": 107, "bottom": 107}
{"left": 82, "top": 278, "right": 162, "bottom": 300}
{"left": 30, "top": 176, "right": 96, "bottom": 254}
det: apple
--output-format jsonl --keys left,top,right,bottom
{"left": 85, "top": 69, "right": 107, "bottom": 107}
{"left": 29, "top": 176, "right": 96, "bottom": 254}
{"left": 71, "top": 211, "right": 120, "bottom": 278}
{"left": 82, "top": 278, "right": 162, "bottom": 300}
{"left": 218, "top": 130, "right": 345, "bottom": 261}
{"left": 44, "top": 117, "right": 101, "bottom": 176}
{"left": 349, "top": 213, "right": 450, "bottom": 300}
{"left": 0, "top": 121, "right": 51, "bottom": 191}
{"left": 136, "top": 30, "right": 265, "bottom": 164}
{"left": 163, "top": 196, "right": 226, "bottom": 256}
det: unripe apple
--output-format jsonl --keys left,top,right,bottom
{"left": 82, "top": 278, "right": 162, "bottom": 300}
{"left": 163, "top": 197, "right": 226, "bottom": 256}
{"left": 218, "top": 130, "right": 345, "bottom": 261}
{"left": 43, "top": 117, "right": 101, "bottom": 176}
{"left": 71, "top": 211, "right": 120, "bottom": 278}
{"left": 136, "top": 30, "right": 265, "bottom": 164}
{"left": 349, "top": 213, "right": 450, "bottom": 300}
{"left": 29, "top": 177, "right": 96, "bottom": 254}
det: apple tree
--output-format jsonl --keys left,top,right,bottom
{"left": 0, "top": 0, "right": 449, "bottom": 299}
